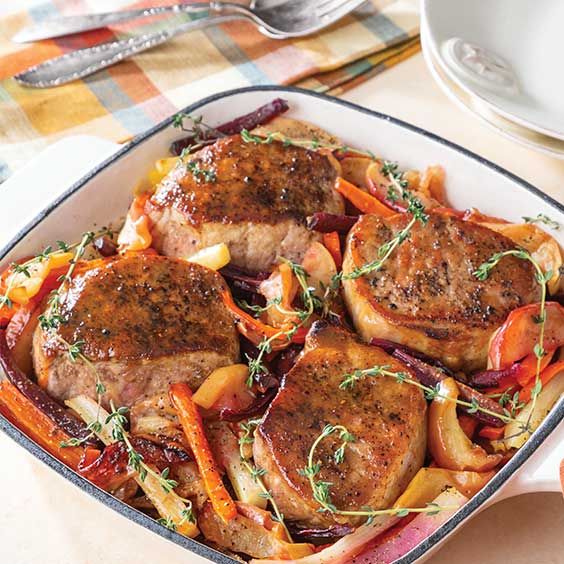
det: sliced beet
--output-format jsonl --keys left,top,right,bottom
{"left": 170, "top": 98, "right": 289, "bottom": 156}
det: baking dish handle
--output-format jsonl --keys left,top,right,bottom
{"left": 492, "top": 418, "right": 564, "bottom": 502}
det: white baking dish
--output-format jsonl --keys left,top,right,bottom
{"left": 0, "top": 86, "right": 562, "bottom": 563}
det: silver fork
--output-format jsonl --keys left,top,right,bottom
{"left": 14, "top": 0, "right": 367, "bottom": 88}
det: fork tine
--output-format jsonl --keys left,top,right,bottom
{"left": 314, "top": 0, "right": 348, "bottom": 10}
{"left": 316, "top": 0, "right": 367, "bottom": 21}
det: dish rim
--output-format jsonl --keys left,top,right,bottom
{"left": 0, "top": 85, "right": 562, "bottom": 564}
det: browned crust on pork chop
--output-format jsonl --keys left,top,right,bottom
{"left": 149, "top": 135, "right": 341, "bottom": 225}
{"left": 32, "top": 254, "right": 239, "bottom": 406}
{"left": 342, "top": 212, "right": 540, "bottom": 370}
{"left": 254, "top": 322, "right": 427, "bottom": 527}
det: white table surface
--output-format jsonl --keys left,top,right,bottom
{"left": 1, "top": 52, "right": 563, "bottom": 563}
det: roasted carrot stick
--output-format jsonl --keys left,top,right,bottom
{"left": 221, "top": 290, "right": 281, "bottom": 339}
{"left": 322, "top": 231, "right": 343, "bottom": 269}
{"left": 516, "top": 350, "right": 555, "bottom": 387}
{"left": 335, "top": 177, "right": 396, "bottom": 217}
{"left": 169, "top": 382, "right": 237, "bottom": 523}
{"left": 0, "top": 380, "right": 87, "bottom": 470}
{"left": 478, "top": 426, "right": 505, "bottom": 440}
{"left": 519, "top": 361, "right": 564, "bottom": 403}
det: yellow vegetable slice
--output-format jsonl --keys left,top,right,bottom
{"left": 186, "top": 243, "right": 231, "bottom": 271}
{"left": 193, "top": 364, "right": 249, "bottom": 409}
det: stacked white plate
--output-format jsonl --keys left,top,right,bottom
{"left": 421, "top": 0, "right": 564, "bottom": 159}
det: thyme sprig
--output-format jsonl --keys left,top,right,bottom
{"left": 39, "top": 231, "right": 95, "bottom": 332}
{"left": 301, "top": 424, "right": 453, "bottom": 521}
{"left": 339, "top": 366, "right": 516, "bottom": 425}
{"left": 0, "top": 238, "right": 88, "bottom": 311}
{"left": 182, "top": 156, "right": 217, "bottom": 183}
{"left": 522, "top": 213, "right": 560, "bottom": 230}
{"left": 381, "top": 161, "right": 409, "bottom": 203}
{"left": 498, "top": 389, "right": 526, "bottom": 418}
{"left": 240, "top": 128, "right": 377, "bottom": 160}
{"left": 236, "top": 297, "right": 282, "bottom": 317}
{"left": 172, "top": 113, "right": 227, "bottom": 153}
{"left": 19, "top": 230, "right": 109, "bottom": 449}
{"left": 106, "top": 402, "right": 195, "bottom": 525}
{"left": 239, "top": 419, "right": 292, "bottom": 540}
{"left": 341, "top": 202, "right": 427, "bottom": 282}
{"left": 246, "top": 259, "right": 320, "bottom": 387}
{"left": 473, "top": 249, "right": 551, "bottom": 437}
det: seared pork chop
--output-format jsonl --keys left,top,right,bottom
{"left": 33, "top": 254, "right": 239, "bottom": 408}
{"left": 253, "top": 322, "right": 427, "bottom": 527}
{"left": 342, "top": 212, "right": 540, "bottom": 371}
{"left": 146, "top": 134, "right": 344, "bottom": 272}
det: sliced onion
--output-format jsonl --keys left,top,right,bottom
{"left": 251, "top": 515, "right": 398, "bottom": 564}
{"left": 67, "top": 395, "right": 198, "bottom": 537}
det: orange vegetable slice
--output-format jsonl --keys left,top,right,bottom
{"left": 169, "top": 382, "right": 237, "bottom": 523}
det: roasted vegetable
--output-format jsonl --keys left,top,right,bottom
{"left": 394, "top": 467, "right": 494, "bottom": 507}
{"left": 428, "top": 378, "right": 503, "bottom": 471}
{"left": 251, "top": 514, "right": 399, "bottom": 564}
{"left": 117, "top": 194, "right": 152, "bottom": 252}
{"left": 186, "top": 242, "right": 231, "bottom": 271}
{"left": 501, "top": 368, "right": 564, "bottom": 449}
{"left": 352, "top": 488, "right": 467, "bottom": 564}
{"left": 300, "top": 241, "right": 337, "bottom": 298}
{"left": 335, "top": 177, "right": 396, "bottom": 217}
{"left": 218, "top": 387, "right": 278, "bottom": 422}
{"left": 219, "top": 265, "right": 270, "bottom": 293}
{"left": 200, "top": 501, "right": 313, "bottom": 560}
{"left": 0, "top": 251, "right": 73, "bottom": 306}
{"left": 286, "top": 524, "right": 354, "bottom": 545}
{"left": 0, "top": 380, "right": 89, "bottom": 470}
{"left": 489, "top": 302, "right": 564, "bottom": 369}
{"left": 306, "top": 212, "right": 358, "bottom": 234}
{"left": 169, "top": 382, "right": 237, "bottom": 523}
{"left": 192, "top": 364, "right": 253, "bottom": 412}
{"left": 519, "top": 361, "right": 564, "bottom": 403}
{"left": 170, "top": 98, "right": 289, "bottom": 156}
{"left": 371, "top": 338, "right": 454, "bottom": 376}
{"left": 0, "top": 331, "right": 96, "bottom": 444}
{"left": 78, "top": 434, "right": 190, "bottom": 491}
{"left": 221, "top": 289, "right": 299, "bottom": 349}
{"left": 259, "top": 262, "right": 299, "bottom": 327}
{"left": 67, "top": 394, "right": 198, "bottom": 537}
{"left": 393, "top": 349, "right": 506, "bottom": 427}
{"left": 322, "top": 231, "right": 343, "bottom": 269}
{"left": 340, "top": 156, "right": 372, "bottom": 188}
{"left": 93, "top": 235, "right": 118, "bottom": 257}
{"left": 207, "top": 422, "right": 266, "bottom": 508}
{"left": 5, "top": 303, "right": 40, "bottom": 376}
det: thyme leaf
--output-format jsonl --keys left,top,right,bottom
{"left": 473, "top": 249, "right": 550, "bottom": 438}
{"left": 238, "top": 418, "right": 292, "bottom": 541}
{"left": 302, "top": 424, "right": 454, "bottom": 520}
{"left": 340, "top": 366, "right": 516, "bottom": 425}
{"left": 522, "top": 213, "right": 560, "bottom": 230}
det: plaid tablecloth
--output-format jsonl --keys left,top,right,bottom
{"left": 0, "top": 0, "right": 420, "bottom": 182}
